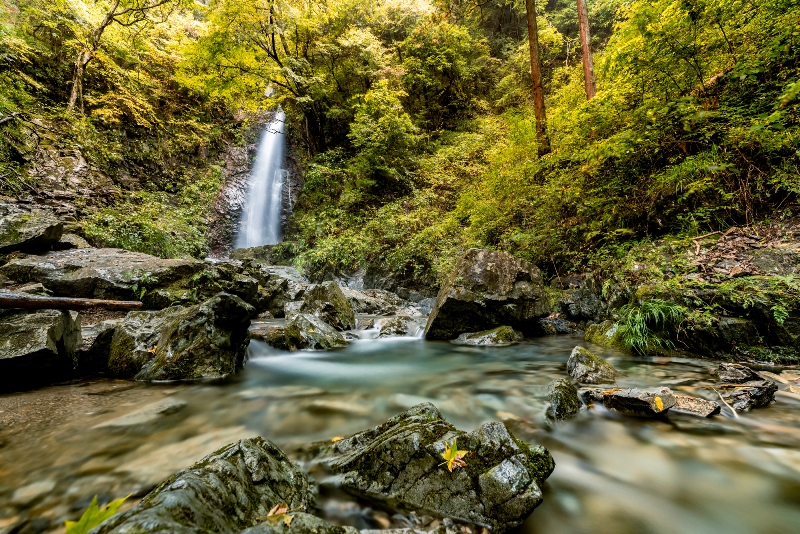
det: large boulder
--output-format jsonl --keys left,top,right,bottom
{"left": 722, "top": 380, "right": 778, "bottom": 411}
{"left": 251, "top": 314, "right": 347, "bottom": 351}
{"left": 0, "top": 203, "right": 63, "bottom": 253}
{"left": 93, "top": 438, "right": 315, "bottom": 533}
{"left": 316, "top": 403, "right": 554, "bottom": 533}
{"left": 108, "top": 292, "right": 255, "bottom": 381}
{"left": 0, "top": 248, "right": 202, "bottom": 301}
{"left": 425, "top": 249, "right": 550, "bottom": 340}
{"left": 567, "top": 346, "right": 620, "bottom": 384}
{"left": 294, "top": 281, "right": 355, "bottom": 331}
{"left": 341, "top": 287, "right": 404, "bottom": 315}
{"left": 0, "top": 308, "right": 80, "bottom": 390}
{"left": 243, "top": 262, "right": 309, "bottom": 317}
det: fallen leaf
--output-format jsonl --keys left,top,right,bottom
{"left": 266, "top": 504, "right": 293, "bottom": 526}
{"left": 654, "top": 396, "right": 664, "bottom": 411}
{"left": 147, "top": 345, "right": 158, "bottom": 354}
{"left": 331, "top": 436, "right": 344, "bottom": 442}
{"left": 440, "top": 438, "right": 468, "bottom": 472}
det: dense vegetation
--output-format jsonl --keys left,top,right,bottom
{"left": 1, "top": 0, "right": 799, "bottom": 286}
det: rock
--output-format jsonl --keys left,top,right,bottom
{"left": 296, "top": 281, "right": 355, "bottom": 331}
{"left": 77, "top": 319, "right": 121, "bottom": 373}
{"left": 584, "top": 320, "right": 627, "bottom": 351}
{"left": 94, "top": 438, "right": 314, "bottom": 533}
{"left": 556, "top": 276, "right": 603, "bottom": 321}
{"left": 341, "top": 287, "right": 404, "bottom": 315}
{"left": 93, "top": 398, "right": 187, "bottom": 429}
{"left": 716, "top": 362, "right": 761, "bottom": 383}
{"left": 546, "top": 379, "right": 580, "bottom": 421}
{"left": 230, "top": 244, "right": 291, "bottom": 264}
{"left": 58, "top": 233, "right": 91, "bottom": 249}
{"left": 0, "top": 248, "right": 202, "bottom": 301}
{"left": 317, "top": 403, "right": 554, "bottom": 533}
{"left": 671, "top": 395, "right": 721, "bottom": 417}
{"left": 0, "top": 202, "right": 63, "bottom": 253}
{"left": 453, "top": 326, "right": 523, "bottom": 346}
{"left": 786, "top": 384, "right": 800, "bottom": 395}
{"left": 15, "top": 282, "right": 51, "bottom": 296}
{"left": 537, "top": 315, "right": 577, "bottom": 335}
{"left": 377, "top": 316, "right": 424, "bottom": 338}
{"left": 256, "top": 314, "right": 347, "bottom": 351}
{"left": 11, "top": 480, "right": 57, "bottom": 506}
{"left": 108, "top": 292, "right": 255, "bottom": 381}
{"left": 603, "top": 387, "right": 676, "bottom": 417}
{"left": 240, "top": 513, "right": 359, "bottom": 534}
{"left": 0, "top": 308, "right": 81, "bottom": 391}
{"left": 722, "top": 380, "right": 778, "bottom": 411}
{"left": 716, "top": 317, "right": 760, "bottom": 346}
{"left": 578, "top": 388, "right": 605, "bottom": 405}
{"left": 425, "top": 249, "right": 549, "bottom": 340}
{"left": 567, "top": 346, "right": 620, "bottom": 384}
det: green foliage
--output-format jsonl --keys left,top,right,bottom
{"left": 618, "top": 298, "right": 686, "bottom": 355}
{"left": 65, "top": 495, "right": 128, "bottom": 534}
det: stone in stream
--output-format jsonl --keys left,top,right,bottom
{"left": 108, "top": 292, "right": 255, "bottom": 381}
{"left": 251, "top": 314, "right": 347, "bottom": 351}
{"left": 0, "top": 308, "right": 81, "bottom": 391}
{"left": 93, "top": 438, "right": 315, "bottom": 534}
{"left": 425, "top": 249, "right": 550, "bottom": 340}
{"left": 293, "top": 281, "right": 355, "bottom": 331}
{"left": 377, "top": 316, "right": 421, "bottom": 338}
{"left": 0, "top": 202, "right": 63, "bottom": 253}
{"left": 716, "top": 362, "right": 761, "bottom": 383}
{"left": 341, "top": 286, "right": 404, "bottom": 315}
{"left": 0, "top": 247, "right": 202, "bottom": 301}
{"left": 603, "top": 387, "right": 676, "bottom": 417}
{"left": 566, "top": 345, "right": 620, "bottom": 384}
{"left": 453, "top": 326, "right": 523, "bottom": 346}
{"left": 722, "top": 380, "right": 778, "bottom": 411}
{"left": 671, "top": 395, "right": 721, "bottom": 417}
{"left": 313, "top": 403, "right": 554, "bottom": 533}
{"left": 546, "top": 379, "right": 580, "bottom": 421}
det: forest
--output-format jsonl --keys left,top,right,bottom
{"left": 2, "top": 2, "right": 800, "bottom": 533}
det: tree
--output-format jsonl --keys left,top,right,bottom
{"left": 67, "top": 0, "right": 186, "bottom": 112}
{"left": 524, "top": 0, "right": 550, "bottom": 155}
{"left": 577, "top": 0, "right": 596, "bottom": 99}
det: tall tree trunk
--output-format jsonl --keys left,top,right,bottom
{"left": 525, "top": 0, "right": 550, "bottom": 156}
{"left": 577, "top": 0, "right": 596, "bottom": 99}
{"left": 67, "top": 51, "right": 92, "bottom": 112}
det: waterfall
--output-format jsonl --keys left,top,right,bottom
{"left": 235, "top": 110, "right": 287, "bottom": 249}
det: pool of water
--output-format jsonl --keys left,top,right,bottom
{"left": 1, "top": 334, "right": 799, "bottom": 533}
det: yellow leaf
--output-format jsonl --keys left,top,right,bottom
{"left": 147, "top": 345, "right": 158, "bottom": 354}
{"left": 266, "top": 503, "right": 293, "bottom": 526}
{"left": 654, "top": 396, "right": 664, "bottom": 411}
{"left": 331, "top": 436, "right": 344, "bottom": 442}
{"left": 440, "top": 438, "right": 468, "bottom": 472}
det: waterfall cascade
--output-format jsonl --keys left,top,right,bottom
{"left": 235, "top": 110, "right": 287, "bottom": 249}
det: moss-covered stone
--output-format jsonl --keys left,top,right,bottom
{"left": 453, "top": 326, "right": 523, "bottom": 346}
{"left": 567, "top": 345, "right": 620, "bottom": 384}
{"left": 546, "top": 378, "right": 580, "bottom": 421}
{"left": 294, "top": 281, "right": 355, "bottom": 331}
{"left": 0, "top": 203, "right": 63, "bottom": 254}
{"left": 584, "top": 321, "right": 628, "bottom": 351}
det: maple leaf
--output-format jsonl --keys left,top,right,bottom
{"left": 266, "top": 503, "right": 293, "bottom": 526}
{"left": 440, "top": 438, "right": 468, "bottom": 472}
{"left": 147, "top": 345, "right": 158, "bottom": 354}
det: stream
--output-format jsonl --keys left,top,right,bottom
{"left": 1, "top": 332, "right": 799, "bottom": 533}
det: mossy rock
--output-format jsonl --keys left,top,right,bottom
{"left": 567, "top": 346, "right": 620, "bottom": 384}
{"left": 0, "top": 202, "right": 63, "bottom": 254}
{"left": 296, "top": 281, "right": 355, "bottom": 331}
{"left": 546, "top": 379, "right": 580, "bottom": 421}
{"left": 453, "top": 326, "right": 523, "bottom": 346}
{"left": 584, "top": 320, "right": 628, "bottom": 352}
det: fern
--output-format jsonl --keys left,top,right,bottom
{"left": 618, "top": 299, "right": 686, "bottom": 355}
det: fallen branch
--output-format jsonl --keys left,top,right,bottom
{"left": 0, "top": 292, "right": 142, "bottom": 311}
{"left": 692, "top": 231, "right": 722, "bottom": 255}
{"left": 711, "top": 387, "right": 738, "bottom": 419}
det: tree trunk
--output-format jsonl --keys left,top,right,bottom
{"left": 525, "top": 0, "right": 550, "bottom": 156}
{"left": 0, "top": 292, "right": 142, "bottom": 311}
{"left": 67, "top": 51, "right": 92, "bottom": 112}
{"left": 577, "top": 0, "right": 596, "bottom": 99}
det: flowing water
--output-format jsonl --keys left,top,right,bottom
{"left": 1, "top": 333, "right": 800, "bottom": 533}
{"left": 235, "top": 110, "right": 287, "bottom": 249}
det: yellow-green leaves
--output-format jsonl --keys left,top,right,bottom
{"left": 266, "top": 503, "right": 294, "bottom": 526}
{"left": 65, "top": 495, "right": 128, "bottom": 534}
{"left": 440, "top": 438, "right": 468, "bottom": 472}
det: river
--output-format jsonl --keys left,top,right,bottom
{"left": 1, "top": 333, "right": 799, "bottom": 533}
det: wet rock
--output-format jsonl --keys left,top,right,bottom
{"left": 108, "top": 292, "right": 255, "bottom": 381}
{"left": 11, "top": 480, "right": 57, "bottom": 506}
{"left": 243, "top": 263, "right": 309, "bottom": 317}
{"left": 257, "top": 314, "right": 347, "bottom": 351}
{"left": 567, "top": 346, "right": 620, "bottom": 384}
{"left": 546, "top": 379, "right": 580, "bottom": 421}
{"left": 603, "top": 387, "right": 676, "bottom": 417}
{"left": 453, "top": 326, "right": 523, "bottom": 346}
{"left": 377, "top": 316, "right": 421, "bottom": 338}
{"left": 341, "top": 287, "right": 404, "bottom": 315}
{"left": 94, "top": 438, "right": 314, "bottom": 534}
{"left": 240, "top": 512, "right": 358, "bottom": 534}
{"left": 317, "top": 403, "right": 554, "bottom": 533}
{"left": 717, "top": 317, "right": 760, "bottom": 346}
{"left": 556, "top": 276, "right": 603, "bottom": 321}
{"left": 0, "top": 202, "right": 63, "bottom": 253}
{"left": 578, "top": 388, "right": 605, "bottom": 405}
{"left": 295, "top": 281, "right": 355, "bottom": 331}
{"left": 716, "top": 362, "right": 761, "bottom": 383}
{"left": 0, "top": 308, "right": 80, "bottom": 391}
{"left": 77, "top": 319, "right": 121, "bottom": 373}
{"left": 425, "top": 249, "right": 549, "bottom": 340}
{"left": 537, "top": 315, "right": 577, "bottom": 335}
{"left": 671, "top": 395, "right": 721, "bottom": 417}
{"left": 0, "top": 248, "right": 202, "bottom": 301}
{"left": 722, "top": 380, "right": 778, "bottom": 411}
{"left": 15, "top": 282, "right": 51, "bottom": 296}
{"left": 583, "top": 321, "right": 627, "bottom": 351}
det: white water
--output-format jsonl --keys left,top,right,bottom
{"left": 235, "top": 110, "right": 287, "bottom": 248}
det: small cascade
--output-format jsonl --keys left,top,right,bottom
{"left": 235, "top": 110, "right": 287, "bottom": 249}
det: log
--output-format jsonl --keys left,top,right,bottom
{"left": 0, "top": 292, "right": 142, "bottom": 311}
